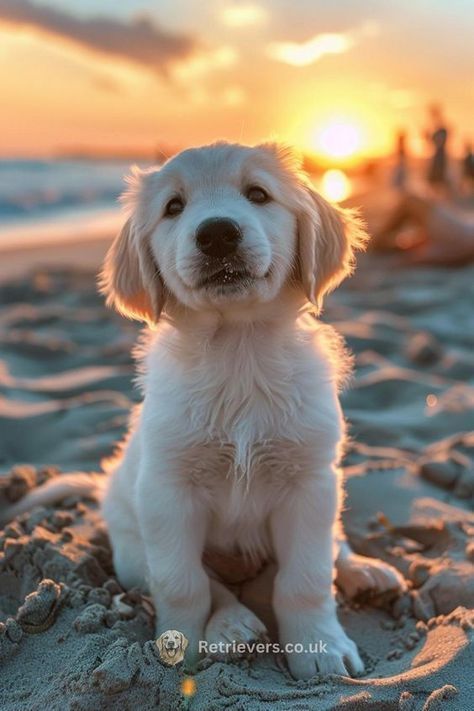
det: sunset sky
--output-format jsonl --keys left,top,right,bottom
{"left": 0, "top": 0, "right": 472, "bottom": 161}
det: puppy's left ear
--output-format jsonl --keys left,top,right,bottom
{"left": 179, "top": 633, "right": 189, "bottom": 653}
{"left": 297, "top": 185, "right": 369, "bottom": 311}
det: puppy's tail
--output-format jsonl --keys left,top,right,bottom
{"left": 0, "top": 472, "right": 106, "bottom": 528}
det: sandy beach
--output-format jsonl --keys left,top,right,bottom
{"left": 0, "top": 238, "right": 110, "bottom": 282}
{"left": 0, "top": 232, "right": 472, "bottom": 710}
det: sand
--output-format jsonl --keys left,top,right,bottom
{"left": 0, "top": 238, "right": 110, "bottom": 281}
{"left": 0, "top": 248, "right": 473, "bottom": 710}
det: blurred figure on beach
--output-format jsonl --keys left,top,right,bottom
{"left": 461, "top": 142, "right": 474, "bottom": 195}
{"left": 392, "top": 130, "right": 408, "bottom": 189}
{"left": 425, "top": 104, "right": 449, "bottom": 189}
{"left": 375, "top": 115, "right": 474, "bottom": 261}
{"left": 374, "top": 190, "right": 474, "bottom": 264}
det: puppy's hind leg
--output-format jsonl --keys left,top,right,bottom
{"left": 335, "top": 537, "right": 406, "bottom": 600}
{"left": 109, "top": 523, "right": 148, "bottom": 591}
{"left": 102, "top": 493, "right": 148, "bottom": 591}
{"left": 205, "top": 577, "right": 268, "bottom": 656}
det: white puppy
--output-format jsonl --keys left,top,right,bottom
{"left": 98, "top": 142, "right": 405, "bottom": 678}
{"left": 2, "top": 142, "right": 405, "bottom": 679}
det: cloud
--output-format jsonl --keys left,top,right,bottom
{"left": 0, "top": 0, "right": 197, "bottom": 71}
{"left": 266, "top": 32, "right": 353, "bottom": 67}
{"left": 220, "top": 3, "right": 268, "bottom": 28}
{"left": 266, "top": 21, "right": 380, "bottom": 68}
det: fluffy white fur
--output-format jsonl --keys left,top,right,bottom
{"left": 2, "top": 142, "right": 406, "bottom": 679}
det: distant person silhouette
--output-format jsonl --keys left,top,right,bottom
{"left": 425, "top": 105, "right": 448, "bottom": 186}
{"left": 392, "top": 131, "right": 408, "bottom": 189}
{"left": 462, "top": 142, "right": 474, "bottom": 191}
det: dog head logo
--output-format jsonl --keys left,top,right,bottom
{"left": 156, "top": 629, "right": 188, "bottom": 666}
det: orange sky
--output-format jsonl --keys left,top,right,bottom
{"left": 0, "top": 1, "right": 472, "bottom": 161}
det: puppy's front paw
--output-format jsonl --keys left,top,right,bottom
{"left": 283, "top": 615, "right": 364, "bottom": 680}
{"left": 205, "top": 602, "right": 267, "bottom": 659}
{"left": 336, "top": 553, "right": 407, "bottom": 599}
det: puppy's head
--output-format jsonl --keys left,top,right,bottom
{"left": 100, "top": 142, "right": 368, "bottom": 322}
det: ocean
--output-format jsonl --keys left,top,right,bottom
{"left": 0, "top": 158, "right": 150, "bottom": 248}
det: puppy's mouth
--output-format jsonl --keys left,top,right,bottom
{"left": 198, "top": 266, "right": 253, "bottom": 289}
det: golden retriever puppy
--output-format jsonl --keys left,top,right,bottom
{"left": 99, "top": 142, "right": 405, "bottom": 678}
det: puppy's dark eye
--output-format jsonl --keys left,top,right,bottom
{"left": 246, "top": 186, "right": 270, "bottom": 204}
{"left": 164, "top": 196, "right": 185, "bottom": 217}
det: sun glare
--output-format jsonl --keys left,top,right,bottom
{"left": 320, "top": 169, "right": 351, "bottom": 203}
{"left": 316, "top": 122, "right": 361, "bottom": 159}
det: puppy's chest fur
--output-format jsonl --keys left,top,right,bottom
{"left": 151, "top": 320, "right": 330, "bottom": 451}
{"left": 144, "top": 319, "right": 341, "bottom": 556}
{"left": 184, "top": 438, "right": 315, "bottom": 560}
{"left": 190, "top": 332, "right": 302, "bottom": 447}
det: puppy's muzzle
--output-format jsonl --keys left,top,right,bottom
{"left": 196, "top": 218, "right": 242, "bottom": 258}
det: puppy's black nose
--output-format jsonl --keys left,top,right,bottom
{"left": 196, "top": 218, "right": 242, "bottom": 258}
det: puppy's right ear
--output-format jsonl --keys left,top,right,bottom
{"left": 100, "top": 216, "right": 164, "bottom": 324}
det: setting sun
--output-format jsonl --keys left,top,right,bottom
{"left": 316, "top": 121, "right": 362, "bottom": 159}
